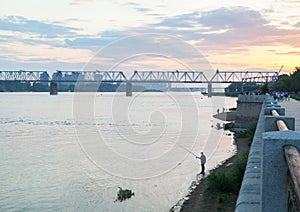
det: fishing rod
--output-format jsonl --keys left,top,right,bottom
{"left": 177, "top": 143, "right": 199, "bottom": 159}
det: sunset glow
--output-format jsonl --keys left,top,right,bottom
{"left": 0, "top": 0, "right": 300, "bottom": 74}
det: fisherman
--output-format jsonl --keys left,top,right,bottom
{"left": 197, "top": 152, "right": 206, "bottom": 175}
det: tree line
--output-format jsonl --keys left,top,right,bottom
{"left": 273, "top": 67, "right": 300, "bottom": 93}
{"left": 225, "top": 67, "right": 300, "bottom": 96}
{"left": 0, "top": 81, "right": 147, "bottom": 92}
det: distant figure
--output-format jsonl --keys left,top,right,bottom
{"left": 222, "top": 107, "right": 225, "bottom": 113}
{"left": 217, "top": 108, "right": 219, "bottom": 114}
{"left": 197, "top": 152, "right": 206, "bottom": 175}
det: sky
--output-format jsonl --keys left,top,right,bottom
{"left": 0, "top": 0, "right": 300, "bottom": 74}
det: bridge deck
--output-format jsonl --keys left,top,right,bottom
{"left": 0, "top": 70, "right": 279, "bottom": 83}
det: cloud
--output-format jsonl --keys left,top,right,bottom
{"left": 133, "top": 7, "right": 152, "bottom": 13}
{"left": 1, "top": 6, "right": 300, "bottom": 71}
{"left": 6, "top": 7, "right": 295, "bottom": 51}
{"left": 151, "top": 13, "right": 196, "bottom": 28}
{"left": 61, "top": 7, "right": 300, "bottom": 57}
{"left": 0, "top": 41, "right": 92, "bottom": 65}
{"left": 295, "top": 22, "right": 300, "bottom": 28}
{"left": 70, "top": 0, "right": 94, "bottom": 5}
{"left": 0, "top": 16, "right": 78, "bottom": 38}
{"left": 276, "top": 51, "right": 300, "bottom": 56}
{"left": 185, "top": 7, "right": 300, "bottom": 51}
{"left": 65, "top": 37, "right": 113, "bottom": 48}
{"left": 122, "top": 1, "right": 152, "bottom": 13}
{"left": 199, "top": 7, "right": 267, "bottom": 29}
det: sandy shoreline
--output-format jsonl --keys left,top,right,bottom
{"left": 173, "top": 112, "right": 249, "bottom": 212}
{"left": 177, "top": 137, "right": 248, "bottom": 212}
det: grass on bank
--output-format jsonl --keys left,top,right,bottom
{"left": 207, "top": 152, "right": 248, "bottom": 193}
{"left": 235, "top": 122, "right": 257, "bottom": 142}
{"left": 291, "top": 94, "right": 300, "bottom": 101}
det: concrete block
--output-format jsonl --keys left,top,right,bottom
{"left": 237, "top": 192, "right": 261, "bottom": 202}
{"left": 264, "top": 115, "right": 295, "bottom": 131}
{"left": 262, "top": 131, "right": 300, "bottom": 212}
{"left": 246, "top": 161, "right": 260, "bottom": 168}
{"left": 243, "top": 178, "right": 261, "bottom": 191}
{"left": 264, "top": 107, "right": 285, "bottom": 116}
{"left": 236, "top": 203, "right": 260, "bottom": 212}
{"left": 243, "top": 172, "right": 261, "bottom": 179}
{"left": 245, "top": 166, "right": 261, "bottom": 174}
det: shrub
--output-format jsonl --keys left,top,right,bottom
{"left": 215, "top": 123, "right": 223, "bottom": 130}
{"left": 291, "top": 94, "right": 300, "bottom": 101}
{"left": 246, "top": 122, "right": 257, "bottom": 141}
{"left": 207, "top": 152, "right": 249, "bottom": 192}
{"left": 236, "top": 122, "right": 257, "bottom": 141}
{"left": 207, "top": 171, "right": 234, "bottom": 192}
{"left": 236, "top": 130, "right": 248, "bottom": 138}
{"left": 218, "top": 193, "right": 229, "bottom": 204}
{"left": 231, "top": 152, "right": 248, "bottom": 189}
{"left": 223, "top": 122, "right": 234, "bottom": 130}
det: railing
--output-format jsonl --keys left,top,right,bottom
{"left": 272, "top": 109, "right": 289, "bottom": 131}
{"left": 272, "top": 109, "right": 300, "bottom": 212}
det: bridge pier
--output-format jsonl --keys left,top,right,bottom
{"left": 50, "top": 82, "right": 58, "bottom": 95}
{"left": 207, "top": 82, "right": 212, "bottom": 97}
{"left": 126, "top": 82, "right": 132, "bottom": 96}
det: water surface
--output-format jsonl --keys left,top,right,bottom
{"left": 0, "top": 92, "right": 237, "bottom": 211}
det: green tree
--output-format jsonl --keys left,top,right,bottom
{"left": 260, "top": 83, "right": 270, "bottom": 94}
{"left": 290, "top": 67, "right": 300, "bottom": 92}
{"left": 273, "top": 67, "right": 300, "bottom": 93}
{"left": 273, "top": 74, "right": 291, "bottom": 91}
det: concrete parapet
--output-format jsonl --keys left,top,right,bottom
{"left": 235, "top": 95, "right": 274, "bottom": 129}
{"left": 236, "top": 99, "right": 299, "bottom": 212}
{"left": 261, "top": 131, "right": 300, "bottom": 212}
{"left": 237, "top": 95, "right": 272, "bottom": 103}
{"left": 264, "top": 115, "right": 295, "bottom": 131}
{"left": 235, "top": 102, "right": 266, "bottom": 212}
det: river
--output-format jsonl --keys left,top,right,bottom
{"left": 0, "top": 92, "right": 237, "bottom": 211}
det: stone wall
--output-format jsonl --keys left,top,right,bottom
{"left": 235, "top": 95, "right": 273, "bottom": 129}
{"left": 235, "top": 95, "right": 300, "bottom": 212}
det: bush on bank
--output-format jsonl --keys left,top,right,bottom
{"left": 207, "top": 151, "right": 249, "bottom": 192}
{"left": 291, "top": 94, "right": 300, "bottom": 101}
{"left": 236, "top": 122, "right": 257, "bottom": 142}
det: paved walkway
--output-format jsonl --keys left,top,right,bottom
{"left": 279, "top": 99, "right": 300, "bottom": 131}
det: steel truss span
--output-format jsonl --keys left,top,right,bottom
{"left": 0, "top": 70, "right": 279, "bottom": 83}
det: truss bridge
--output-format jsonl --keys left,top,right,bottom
{"left": 0, "top": 70, "right": 279, "bottom": 96}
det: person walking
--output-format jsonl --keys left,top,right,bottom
{"left": 197, "top": 152, "right": 206, "bottom": 175}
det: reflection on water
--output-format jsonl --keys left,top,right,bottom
{"left": 0, "top": 92, "right": 237, "bottom": 211}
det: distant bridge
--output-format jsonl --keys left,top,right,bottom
{"left": 0, "top": 70, "right": 279, "bottom": 96}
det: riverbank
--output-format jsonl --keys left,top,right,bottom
{"left": 179, "top": 115, "right": 250, "bottom": 211}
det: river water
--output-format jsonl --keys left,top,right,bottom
{"left": 0, "top": 92, "right": 237, "bottom": 211}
